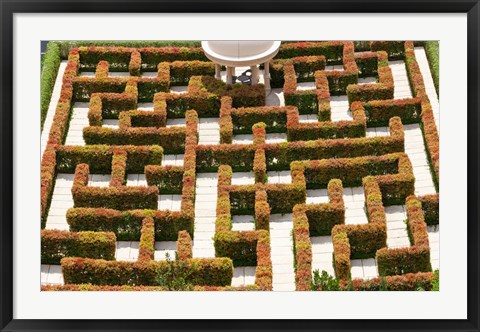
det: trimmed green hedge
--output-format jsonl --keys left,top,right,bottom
{"left": 40, "top": 41, "right": 61, "bottom": 129}
{"left": 57, "top": 40, "right": 201, "bottom": 59}
{"left": 424, "top": 41, "right": 439, "bottom": 96}
{"left": 41, "top": 230, "right": 116, "bottom": 264}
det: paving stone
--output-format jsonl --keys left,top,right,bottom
{"left": 115, "top": 241, "right": 139, "bottom": 261}
{"left": 166, "top": 118, "right": 186, "bottom": 127}
{"left": 265, "top": 133, "right": 287, "bottom": 143}
{"left": 266, "top": 88, "right": 285, "bottom": 106}
{"left": 231, "top": 172, "right": 255, "bottom": 185}
{"left": 231, "top": 215, "right": 255, "bottom": 231}
{"left": 154, "top": 241, "right": 177, "bottom": 261}
{"left": 170, "top": 86, "right": 188, "bottom": 94}
{"left": 137, "top": 102, "right": 154, "bottom": 111}
{"left": 299, "top": 114, "right": 318, "bottom": 123}
{"left": 311, "top": 236, "right": 334, "bottom": 254}
{"left": 306, "top": 189, "right": 329, "bottom": 204}
{"left": 232, "top": 134, "right": 254, "bottom": 144}
{"left": 296, "top": 81, "right": 316, "bottom": 90}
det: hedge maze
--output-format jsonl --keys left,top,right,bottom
{"left": 41, "top": 41, "right": 440, "bottom": 291}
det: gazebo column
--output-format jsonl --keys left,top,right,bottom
{"left": 263, "top": 61, "right": 271, "bottom": 90}
{"left": 250, "top": 65, "right": 259, "bottom": 85}
{"left": 215, "top": 64, "right": 222, "bottom": 80}
{"left": 226, "top": 66, "right": 235, "bottom": 85}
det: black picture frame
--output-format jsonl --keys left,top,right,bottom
{"left": 1, "top": 1, "right": 479, "bottom": 331}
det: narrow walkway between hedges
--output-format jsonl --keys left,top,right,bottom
{"left": 65, "top": 102, "right": 89, "bottom": 146}
{"left": 198, "top": 118, "right": 220, "bottom": 145}
{"left": 427, "top": 225, "right": 440, "bottom": 270}
{"left": 41, "top": 60, "right": 68, "bottom": 156}
{"left": 192, "top": 173, "right": 218, "bottom": 258}
{"left": 388, "top": 60, "right": 413, "bottom": 100}
{"left": 311, "top": 236, "right": 334, "bottom": 276}
{"left": 385, "top": 205, "right": 410, "bottom": 248}
{"left": 270, "top": 214, "right": 296, "bottom": 291}
{"left": 414, "top": 47, "right": 440, "bottom": 129}
{"left": 403, "top": 124, "right": 437, "bottom": 195}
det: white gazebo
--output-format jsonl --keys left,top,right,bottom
{"left": 201, "top": 40, "right": 281, "bottom": 90}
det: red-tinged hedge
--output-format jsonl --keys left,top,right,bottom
{"left": 419, "top": 193, "right": 439, "bottom": 225}
{"left": 187, "top": 75, "right": 227, "bottom": 95}
{"left": 177, "top": 230, "right": 192, "bottom": 260}
{"left": 420, "top": 102, "right": 439, "bottom": 185}
{"left": 66, "top": 208, "right": 193, "bottom": 241}
{"left": 283, "top": 62, "right": 320, "bottom": 115}
{"left": 374, "top": 154, "right": 415, "bottom": 205}
{"left": 73, "top": 77, "right": 127, "bottom": 101}
{"left": 138, "top": 217, "right": 155, "bottom": 261}
{"left": 73, "top": 76, "right": 169, "bottom": 102}
{"left": 56, "top": 145, "right": 163, "bottom": 173}
{"left": 169, "top": 60, "right": 215, "bottom": 85}
{"left": 145, "top": 165, "right": 184, "bottom": 194}
{"left": 154, "top": 90, "right": 221, "bottom": 119}
{"left": 277, "top": 41, "right": 344, "bottom": 63}
{"left": 269, "top": 55, "right": 326, "bottom": 87}
{"left": 219, "top": 96, "right": 233, "bottom": 143}
{"left": 109, "top": 150, "right": 127, "bottom": 187}
{"left": 405, "top": 195, "right": 430, "bottom": 247}
{"left": 42, "top": 284, "right": 168, "bottom": 291}
{"left": 376, "top": 246, "right": 430, "bottom": 276}
{"left": 347, "top": 81, "right": 394, "bottom": 104}
{"left": 95, "top": 60, "right": 109, "bottom": 79}
{"left": 266, "top": 183, "right": 306, "bottom": 214}
{"left": 86, "top": 81, "right": 137, "bottom": 121}
{"left": 119, "top": 110, "right": 165, "bottom": 128}
{"left": 292, "top": 206, "right": 312, "bottom": 290}
{"left": 229, "top": 185, "right": 256, "bottom": 215}
{"left": 41, "top": 229, "right": 116, "bottom": 264}
{"left": 82, "top": 126, "right": 186, "bottom": 154}
{"left": 41, "top": 284, "right": 260, "bottom": 291}
{"left": 253, "top": 149, "right": 267, "bottom": 184}
{"left": 41, "top": 147, "right": 57, "bottom": 222}
{"left": 255, "top": 230, "right": 272, "bottom": 290}
{"left": 333, "top": 232, "right": 351, "bottom": 280}
{"left": 72, "top": 185, "right": 159, "bottom": 211}
{"left": 129, "top": 49, "right": 141, "bottom": 76}
{"left": 285, "top": 90, "right": 319, "bottom": 115}
{"left": 78, "top": 46, "right": 132, "bottom": 70}
{"left": 254, "top": 189, "right": 270, "bottom": 230}
{"left": 338, "top": 272, "right": 434, "bottom": 291}
{"left": 264, "top": 133, "right": 404, "bottom": 171}
{"left": 252, "top": 122, "right": 266, "bottom": 145}
{"left": 333, "top": 223, "right": 387, "bottom": 259}
{"left": 354, "top": 51, "right": 379, "bottom": 77}
{"left": 362, "top": 97, "right": 422, "bottom": 127}
{"left": 286, "top": 101, "right": 366, "bottom": 141}
{"left": 293, "top": 153, "right": 403, "bottom": 189}
{"left": 227, "top": 83, "right": 266, "bottom": 108}
{"left": 72, "top": 163, "right": 159, "bottom": 210}
{"left": 231, "top": 106, "right": 288, "bottom": 134}
{"left": 303, "top": 179, "right": 345, "bottom": 236}
{"left": 376, "top": 196, "right": 431, "bottom": 276}
{"left": 265, "top": 163, "right": 306, "bottom": 213}
{"left": 324, "top": 42, "right": 358, "bottom": 95}
{"left": 363, "top": 176, "right": 387, "bottom": 225}
{"left": 214, "top": 231, "right": 258, "bottom": 266}
{"left": 370, "top": 41, "right": 405, "bottom": 60}
{"left": 314, "top": 70, "right": 332, "bottom": 121}
{"left": 139, "top": 47, "right": 209, "bottom": 70}
{"left": 196, "top": 144, "right": 256, "bottom": 172}
{"left": 61, "top": 257, "right": 233, "bottom": 286}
